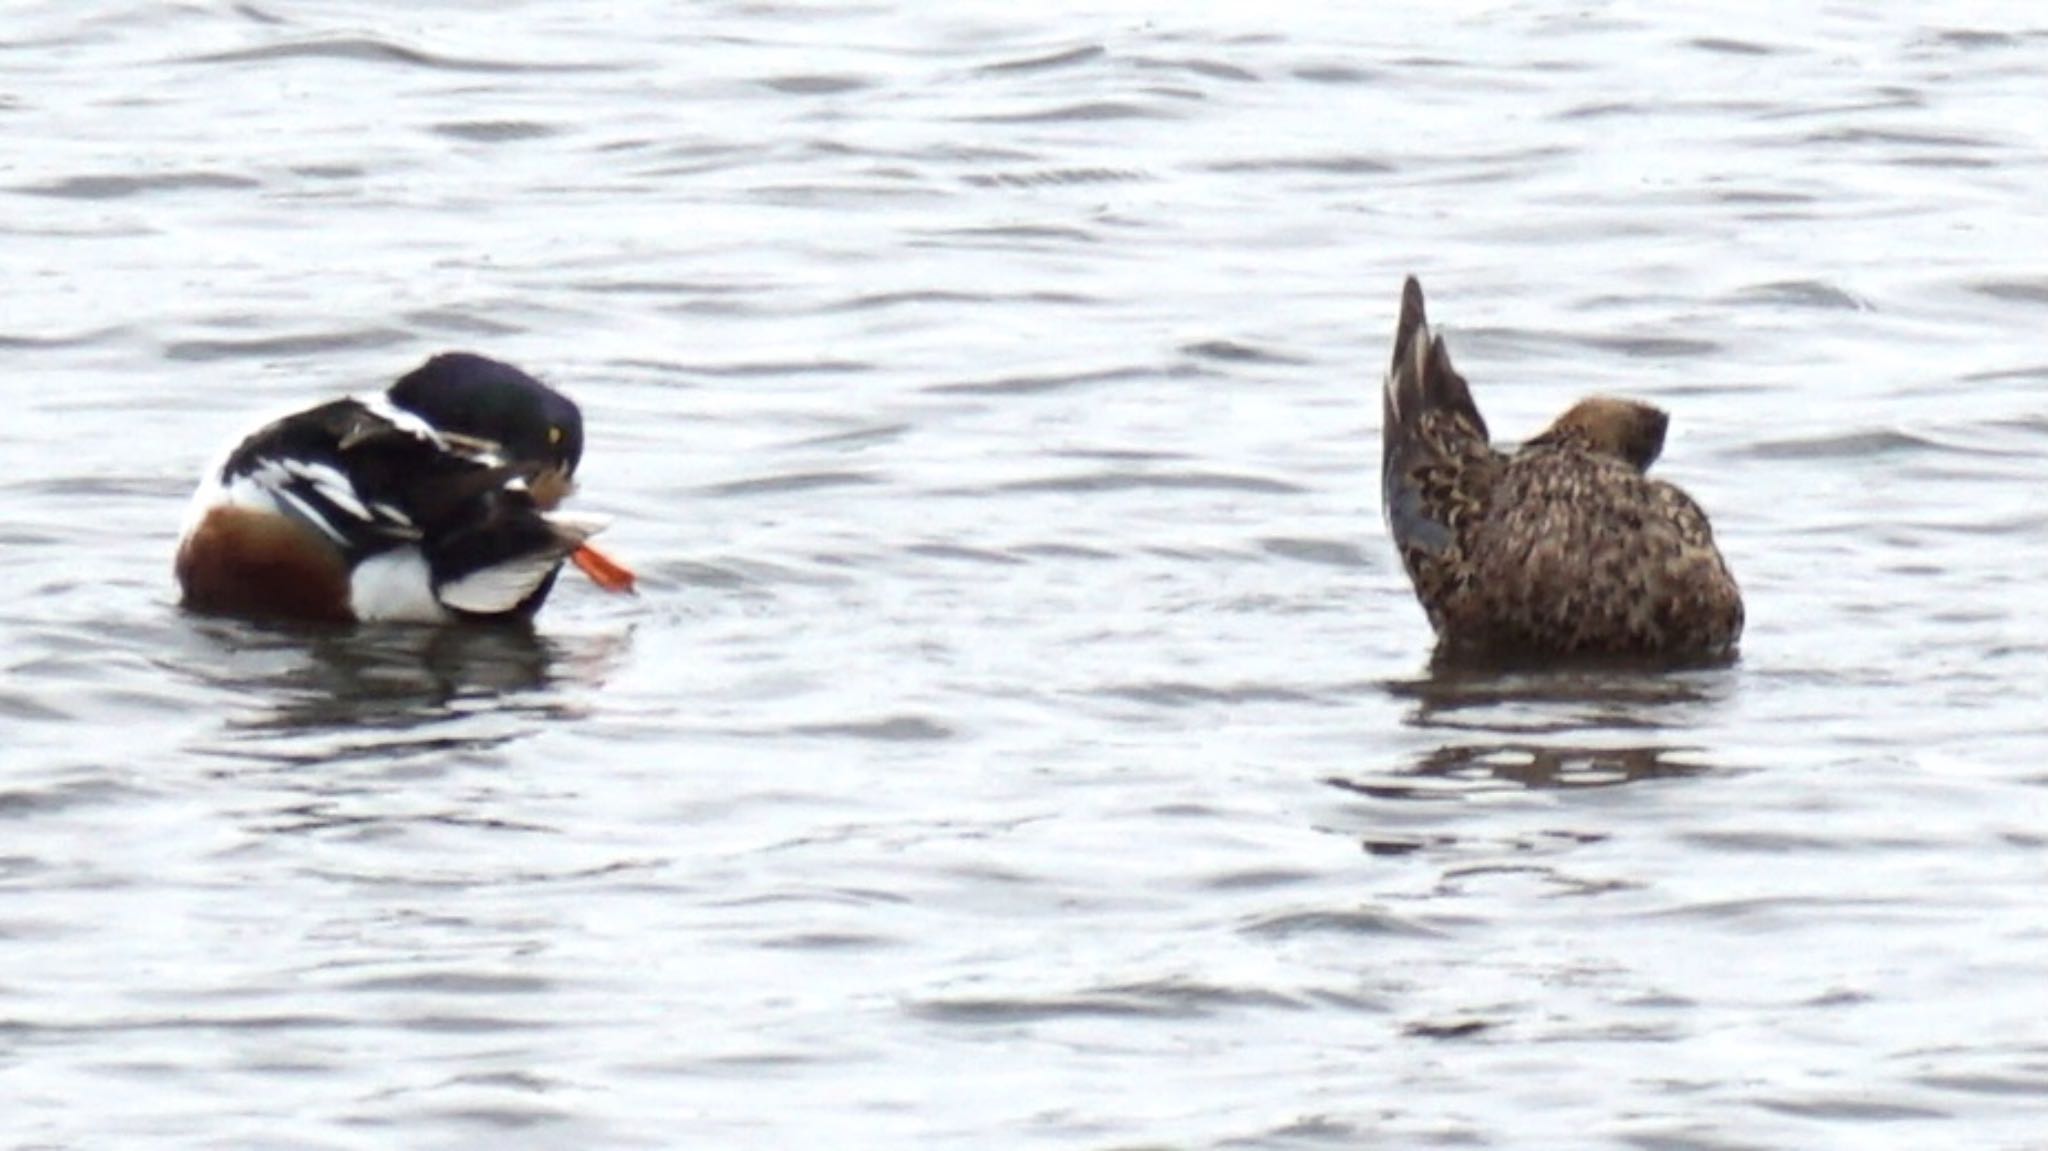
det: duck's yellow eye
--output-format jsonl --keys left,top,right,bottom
{"left": 548, "top": 425, "right": 563, "bottom": 446}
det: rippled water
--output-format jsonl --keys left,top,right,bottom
{"left": 6, "top": 3, "right": 2048, "bottom": 1146}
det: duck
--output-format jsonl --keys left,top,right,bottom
{"left": 1380, "top": 277, "right": 1743, "bottom": 662}
{"left": 175, "top": 352, "right": 636, "bottom": 624}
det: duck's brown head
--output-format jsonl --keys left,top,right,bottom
{"left": 1529, "top": 395, "right": 1668, "bottom": 472}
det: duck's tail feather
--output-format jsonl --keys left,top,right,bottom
{"left": 1381, "top": 277, "right": 1491, "bottom": 560}
{"left": 1382, "top": 277, "right": 1487, "bottom": 453}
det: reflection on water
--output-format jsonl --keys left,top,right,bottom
{"left": 1325, "top": 663, "right": 1732, "bottom": 813}
{"left": 1330, "top": 741, "right": 1712, "bottom": 804}
{"left": 170, "top": 614, "right": 628, "bottom": 747}
{"left": 1385, "top": 661, "right": 1734, "bottom": 735}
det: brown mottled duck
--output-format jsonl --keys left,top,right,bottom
{"left": 1380, "top": 277, "right": 1743, "bottom": 662}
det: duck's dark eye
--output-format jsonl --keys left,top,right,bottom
{"left": 548, "top": 426, "right": 563, "bottom": 446}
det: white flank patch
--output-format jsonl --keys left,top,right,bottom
{"left": 435, "top": 553, "right": 564, "bottom": 615}
{"left": 350, "top": 549, "right": 451, "bottom": 623}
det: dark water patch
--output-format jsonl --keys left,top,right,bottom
{"left": 0, "top": 777, "right": 134, "bottom": 818}
{"left": 963, "top": 167, "right": 1149, "bottom": 188}
{"left": 1292, "top": 64, "right": 1381, "bottom": 84}
{"left": 1689, "top": 37, "right": 1776, "bottom": 56}
{"left": 1621, "top": 1130, "right": 1790, "bottom": 1151}
{"left": 164, "top": 328, "right": 412, "bottom": 362}
{"left": 1213, "top": 152, "right": 1395, "bottom": 175}
{"left": 1404, "top": 1018, "right": 1495, "bottom": 1040}
{"left": 1008, "top": 542, "right": 1116, "bottom": 561}
{"left": 1360, "top": 837, "right": 1434, "bottom": 857}
{"left": 567, "top": 277, "right": 761, "bottom": 300}
{"left": 1886, "top": 154, "right": 1995, "bottom": 170}
{"left": 1219, "top": 1115, "right": 1373, "bottom": 1148}
{"left": 914, "top": 980, "right": 1302, "bottom": 1025}
{"left": 1912, "top": 1071, "right": 2048, "bottom": 1097}
{"left": 391, "top": 1011, "right": 548, "bottom": 1040}
{"left": 789, "top": 715, "right": 953, "bottom": 742}
{"left": 430, "top": 119, "right": 559, "bottom": 143}
{"left": 1000, "top": 470, "right": 1304, "bottom": 496}
{"left": 916, "top": 222, "right": 1100, "bottom": 246}
{"left": 403, "top": 306, "right": 524, "bottom": 337}
{"left": 1558, "top": 100, "right": 1644, "bottom": 120}
{"left": 757, "top": 931, "right": 895, "bottom": 951}
{"left": 1752, "top": 1096, "right": 1948, "bottom": 1121}
{"left": 1242, "top": 908, "right": 1447, "bottom": 940}
{"left": 1738, "top": 428, "right": 1952, "bottom": 460}
{"left": 14, "top": 172, "right": 259, "bottom": 199}
{"left": 1737, "top": 279, "right": 1873, "bottom": 310}
{"left": 12, "top": 473, "right": 176, "bottom": 499}
{"left": 345, "top": 972, "right": 554, "bottom": 995}
{"left": 1931, "top": 28, "right": 2022, "bottom": 49}
{"left": 977, "top": 44, "right": 1105, "bottom": 75}
{"left": 185, "top": 37, "right": 602, "bottom": 74}
{"left": 905, "top": 543, "right": 1026, "bottom": 567}
{"left": 1711, "top": 187, "right": 1818, "bottom": 206}
{"left": 761, "top": 73, "right": 869, "bottom": 95}
{"left": 0, "top": 1012, "right": 358, "bottom": 1039}
{"left": 1056, "top": 446, "right": 1187, "bottom": 464}
{"left": 290, "top": 163, "right": 362, "bottom": 179}
{"left": 1968, "top": 278, "right": 2048, "bottom": 304}
{"left": 1579, "top": 334, "right": 1722, "bottom": 359}
{"left": 784, "top": 421, "right": 909, "bottom": 450}
{"left": 830, "top": 288, "right": 1099, "bottom": 313}
{"left": 700, "top": 470, "right": 879, "bottom": 498}
{"left": 1182, "top": 339, "right": 1306, "bottom": 364}
{"left": 1259, "top": 537, "right": 1368, "bottom": 568}
{"left": 680, "top": 358, "right": 871, "bottom": 379}
{"left": 0, "top": 325, "right": 130, "bottom": 350}
{"left": 1803, "top": 126, "right": 1997, "bottom": 151}
{"left": 1679, "top": 830, "right": 1853, "bottom": 853}
{"left": 423, "top": 1104, "right": 573, "bottom": 1131}
{"left": 1097, "top": 680, "right": 1321, "bottom": 707}
{"left": 1201, "top": 867, "right": 1319, "bottom": 891}
{"left": 1651, "top": 895, "right": 1908, "bottom": 926}
{"left": 1138, "top": 56, "right": 1258, "bottom": 83}
{"left": 0, "top": 691, "right": 71, "bottom": 722}
{"left": 966, "top": 101, "right": 1178, "bottom": 125}
{"left": 926, "top": 365, "right": 1150, "bottom": 396}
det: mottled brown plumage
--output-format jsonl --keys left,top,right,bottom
{"left": 1381, "top": 277, "right": 1743, "bottom": 662}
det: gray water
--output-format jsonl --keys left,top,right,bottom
{"left": 5, "top": 3, "right": 2048, "bottom": 1147}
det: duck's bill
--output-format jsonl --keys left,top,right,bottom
{"left": 571, "top": 544, "right": 637, "bottom": 594}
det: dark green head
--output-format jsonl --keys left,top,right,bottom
{"left": 388, "top": 352, "right": 585, "bottom": 479}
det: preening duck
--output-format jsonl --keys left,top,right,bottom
{"left": 1380, "top": 277, "right": 1743, "bottom": 661}
{"left": 175, "top": 352, "right": 636, "bottom": 624}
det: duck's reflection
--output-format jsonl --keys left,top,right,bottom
{"left": 1327, "top": 741, "right": 1709, "bottom": 801}
{"left": 177, "top": 614, "right": 628, "bottom": 749}
{"left": 1390, "top": 658, "right": 1726, "bottom": 736}
{"left": 1333, "top": 658, "right": 1737, "bottom": 801}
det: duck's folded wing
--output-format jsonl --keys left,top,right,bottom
{"left": 214, "top": 401, "right": 431, "bottom": 558}
{"left": 426, "top": 507, "right": 603, "bottom": 615}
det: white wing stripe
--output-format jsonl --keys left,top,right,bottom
{"left": 271, "top": 486, "right": 349, "bottom": 546}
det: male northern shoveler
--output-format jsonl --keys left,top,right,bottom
{"left": 1380, "top": 277, "right": 1743, "bottom": 661}
{"left": 175, "top": 352, "right": 636, "bottom": 624}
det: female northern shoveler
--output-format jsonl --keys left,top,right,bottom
{"left": 1380, "top": 277, "right": 1743, "bottom": 662}
{"left": 175, "top": 352, "right": 636, "bottom": 624}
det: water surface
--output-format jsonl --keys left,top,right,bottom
{"left": 5, "top": 4, "right": 2048, "bottom": 1147}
